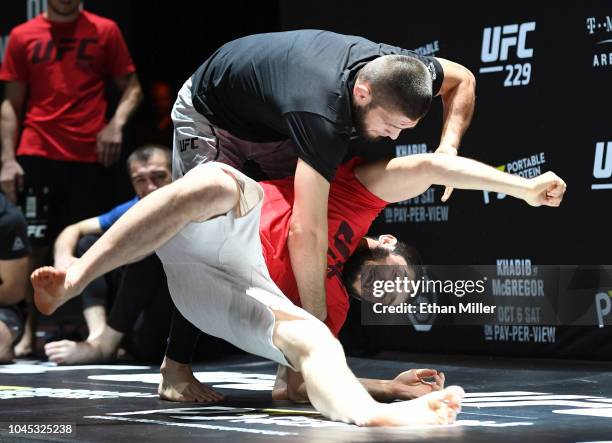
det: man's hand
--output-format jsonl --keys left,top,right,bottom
{"left": 525, "top": 171, "right": 567, "bottom": 207}
{"left": 96, "top": 121, "right": 123, "bottom": 167}
{"left": 0, "top": 159, "right": 24, "bottom": 203}
{"left": 434, "top": 145, "right": 458, "bottom": 202}
{"left": 387, "top": 368, "right": 445, "bottom": 400}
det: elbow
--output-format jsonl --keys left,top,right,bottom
{"left": 134, "top": 84, "right": 144, "bottom": 105}
{"left": 288, "top": 221, "right": 328, "bottom": 251}
{"left": 415, "top": 155, "right": 440, "bottom": 184}
{"left": 463, "top": 68, "right": 477, "bottom": 96}
{"left": 130, "top": 83, "right": 144, "bottom": 108}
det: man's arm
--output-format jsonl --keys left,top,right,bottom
{"left": 0, "top": 81, "right": 27, "bottom": 203}
{"left": 53, "top": 218, "right": 103, "bottom": 270}
{"left": 97, "top": 73, "right": 143, "bottom": 167}
{"left": 436, "top": 58, "right": 476, "bottom": 151}
{"left": 275, "top": 366, "right": 445, "bottom": 403}
{"left": 288, "top": 159, "right": 330, "bottom": 321}
{"left": 434, "top": 58, "right": 476, "bottom": 201}
{"left": 355, "top": 154, "right": 566, "bottom": 207}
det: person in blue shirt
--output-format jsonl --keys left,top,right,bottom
{"left": 46, "top": 145, "right": 172, "bottom": 364}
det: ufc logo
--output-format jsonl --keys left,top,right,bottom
{"left": 481, "top": 22, "right": 536, "bottom": 63}
{"left": 178, "top": 137, "right": 199, "bottom": 153}
{"left": 27, "top": 225, "right": 47, "bottom": 238}
{"left": 31, "top": 38, "right": 98, "bottom": 64}
{"left": 593, "top": 141, "right": 612, "bottom": 179}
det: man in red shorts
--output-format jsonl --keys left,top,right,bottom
{"left": 0, "top": 0, "right": 142, "bottom": 354}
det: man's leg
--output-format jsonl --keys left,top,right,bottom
{"left": 0, "top": 306, "right": 23, "bottom": 363}
{"left": 0, "top": 320, "right": 15, "bottom": 363}
{"left": 32, "top": 165, "right": 240, "bottom": 315}
{"left": 16, "top": 156, "right": 63, "bottom": 356}
{"left": 272, "top": 310, "right": 463, "bottom": 426}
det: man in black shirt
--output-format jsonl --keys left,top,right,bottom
{"left": 164, "top": 30, "right": 475, "bottom": 400}
{"left": 0, "top": 192, "right": 31, "bottom": 362}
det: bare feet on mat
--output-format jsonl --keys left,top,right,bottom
{"left": 368, "top": 385, "right": 464, "bottom": 427}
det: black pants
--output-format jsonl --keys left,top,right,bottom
{"left": 108, "top": 253, "right": 173, "bottom": 363}
{"left": 78, "top": 235, "right": 122, "bottom": 311}
{"left": 77, "top": 235, "right": 172, "bottom": 363}
{"left": 17, "top": 156, "right": 107, "bottom": 248}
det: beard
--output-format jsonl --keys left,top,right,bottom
{"left": 352, "top": 102, "right": 382, "bottom": 143}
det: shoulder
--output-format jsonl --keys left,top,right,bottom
{"left": 81, "top": 10, "right": 121, "bottom": 33}
{"left": 8, "top": 16, "right": 43, "bottom": 39}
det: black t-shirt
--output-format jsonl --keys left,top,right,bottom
{"left": 192, "top": 30, "right": 444, "bottom": 181}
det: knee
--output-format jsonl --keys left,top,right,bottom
{"left": 177, "top": 167, "right": 239, "bottom": 219}
{"left": 0, "top": 322, "right": 15, "bottom": 363}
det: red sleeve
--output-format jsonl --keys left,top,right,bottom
{"left": 0, "top": 30, "right": 28, "bottom": 82}
{"left": 104, "top": 22, "right": 135, "bottom": 78}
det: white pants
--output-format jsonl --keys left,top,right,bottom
{"left": 155, "top": 162, "right": 312, "bottom": 367}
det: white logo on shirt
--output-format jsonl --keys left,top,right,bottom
{"left": 427, "top": 61, "right": 437, "bottom": 80}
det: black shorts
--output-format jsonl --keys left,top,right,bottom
{"left": 17, "top": 156, "right": 108, "bottom": 247}
{"left": 0, "top": 193, "right": 31, "bottom": 259}
{"left": 0, "top": 305, "right": 25, "bottom": 346}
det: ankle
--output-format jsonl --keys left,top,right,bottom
{"left": 160, "top": 356, "right": 192, "bottom": 376}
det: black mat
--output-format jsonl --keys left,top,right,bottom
{"left": 1, "top": 353, "right": 611, "bottom": 442}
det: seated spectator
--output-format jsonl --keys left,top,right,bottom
{"left": 0, "top": 192, "right": 31, "bottom": 362}
{"left": 45, "top": 145, "right": 172, "bottom": 363}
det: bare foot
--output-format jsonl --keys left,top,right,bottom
{"left": 31, "top": 266, "right": 75, "bottom": 315}
{"left": 159, "top": 372, "right": 225, "bottom": 403}
{"left": 271, "top": 384, "right": 288, "bottom": 401}
{"left": 367, "top": 386, "right": 464, "bottom": 427}
{"left": 45, "top": 339, "right": 103, "bottom": 365}
{"left": 13, "top": 332, "right": 33, "bottom": 358}
{"left": 159, "top": 357, "right": 225, "bottom": 403}
{"left": 12, "top": 339, "right": 31, "bottom": 358}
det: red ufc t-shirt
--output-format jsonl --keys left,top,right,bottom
{"left": 260, "top": 158, "right": 389, "bottom": 336}
{"left": 0, "top": 11, "right": 135, "bottom": 162}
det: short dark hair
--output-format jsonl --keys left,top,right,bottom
{"left": 126, "top": 145, "right": 171, "bottom": 173}
{"left": 357, "top": 55, "right": 433, "bottom": 120}
{"left": 342, "top": 238, "right": 425, "bottom": 305}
